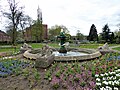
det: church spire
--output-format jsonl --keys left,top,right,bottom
{"left": 37, "top": 6, "right": 42, "bottom": 22}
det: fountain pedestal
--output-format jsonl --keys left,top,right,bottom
{"left": 59, "top": 46, "right": 67, "bottom": 53}
{"left": 57, "top": 29, "right": 67, "bottom": 53}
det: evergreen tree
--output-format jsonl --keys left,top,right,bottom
{"left": 88, "top": 24, "right": 98, "bottom": 41}
{"left": 114, "top": 29, "right": 120, "bottom": 44}
{"left": 101, "top": 24, "right": 111, "bottom": 42}
{"left": 110, "top": 32, "right": 115, "bottom": 43}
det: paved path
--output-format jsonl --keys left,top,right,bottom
{"left": 109, "top": 45, "right": 120, "bottom": 49}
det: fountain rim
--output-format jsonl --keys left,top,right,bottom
{"left": 23, "top": 48, "right": 101, "bottom": 61}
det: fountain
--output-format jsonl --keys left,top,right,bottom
{"left": 23, "top": 29, "right": 102, "bottom": 62}
{"left": 52, "top": 29, "right": 102, "bottom": 61}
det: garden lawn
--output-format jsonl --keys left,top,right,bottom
{"left": 79, "top": 44, "right": 119, "bottom": 49}
{"left": 22, "top": 43, "right": 59, "bottom": 48}
{"left": 0, "top": 43, "right": 119, "bottom": 53}
{"left": 109, "top": 44, "right": 120, "bottom": 47}
{"left": 0, "top": 48, "right": 19, "bottom": 52}
{"left": 0, "top": 43, "right": 60, "bottom": 53}
{"left": 113, "top": 47, "right": 120, "bottom": 51}
{"left": 79, "top": 44, "right": 103, "bottom": 49}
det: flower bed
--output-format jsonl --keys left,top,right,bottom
{"left": 44, "top": 53, "right": 120, "bottom": 89}
{"left": 45, "top": 62, "right": 96, "bottom": 90}
{"left": 0, "top": 60, "right": 29, "bottom": 77}
{"left": 95, "top": 69, "right": 120, "bottom": 90}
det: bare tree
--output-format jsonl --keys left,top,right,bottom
{"left": 19, "top": 15, "right": 33, "bottom": 41}
{"left": 19, "top": 15, "right": 33, "bottom": 30}
{"left": 3, "top": 0, "right": 24, "bottom": 45}
{"left": 0, "top": 0, "right": 2, "bottom": 23}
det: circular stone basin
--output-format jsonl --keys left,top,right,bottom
{"left": 53, "top": 48, "right": 101, "bottom": 61}
{"left": 23, "top": 48, "right": 101, "bottom": 61}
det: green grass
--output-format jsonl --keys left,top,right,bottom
{"left": 0, "top": 44, "right": 21, "bottom": 53}
{"left": 0, "top": 43, "right": 59, "bottom": 53}
{"left": 48, "top": 43, "right": 59, "bottom": 48}
{"left": 0, "top": 48, "right": 17, "bottom": 52}
{"left": 79, "top": 44, "right": 103, "bottom": 49}
{"left": 0, "top": 47, "right": 20, "bottom": 52}
{"left": 29, "top": 43, "right": 43, "bottom": 48}
{"left": 79, "top": 44, "right": 120, "bottom": 49}
{"left": 113, "top": 47, "right": 120, "bottom": 51}
{"left": 0, "top": 43, "right": 119, "bottom": 53}
{"left": 109, "top": 44, "right": 119, "bottom": 47}
{"left": 29, "top": 43, "right": 59, "bottom": 48}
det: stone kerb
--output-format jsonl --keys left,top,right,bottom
{"left": 23, "top": 50, "right": 41, "bottom": 59}
{"left": 23, "top": 47, "right": 101, "bottom": 62}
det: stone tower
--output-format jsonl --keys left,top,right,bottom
{"left": 37, "top": 6, "right": 42, "bottom": 23}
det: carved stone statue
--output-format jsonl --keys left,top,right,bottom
{"left": 35, "top": 45, "right": 54, "bottom": 68}
{"left": 98, "top": 43, "right": 113, "bottom": 54}
{"left": 20, "top": 43, "right": 32, "bottom": 53}
{"left": 98, "top": 43, "right": 110, "bottom": 50}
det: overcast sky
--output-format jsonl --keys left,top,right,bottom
{"left": 0, "top": 0, "right": 120, "bottom": 35}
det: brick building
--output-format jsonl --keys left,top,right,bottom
{"left": 24, "top": 6, "right": 48, "bottom": 42}
{"left": 24, "top": 24, "right": 48, "bottom": 41}
{"left": 0, "top": 30, "right": 11, "bottom": 42}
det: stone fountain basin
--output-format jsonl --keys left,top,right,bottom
{"left": 23, "top": 48, "right": 101, "bottom": 61}
{"left": 53, "top": 48, "right": 101, "bottom": 61}
{"left": 23, "top": 49, "right": 42, "bottom": 59}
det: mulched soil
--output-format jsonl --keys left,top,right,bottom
{"left": 0, "top": 54, "right": 53, "bottom": 90}
{"left": 0, "top": 52, "right": 8, "bottom": 57}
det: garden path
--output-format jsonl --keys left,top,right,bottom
{"left": 109, "top": 45, "right": 120, "bottom": 49}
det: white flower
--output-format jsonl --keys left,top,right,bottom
{"left": 108, "top": 81, "right": 112, "bottom": 85}
{"left": 103, "top": 77, "right": 106, "bottom": 80}
{"left": 100, "top": 74, "right": 104, "bottom": 76}
{"left": 100, "top": 87, "right": 105, "bottom": 90}
{"left": 112, "top": 82, "right": 114, "bottom": 85}
{"left": 115, "top": 69, "right": 120, "bottom": 72}
{"left": 96, "top": 83, "right": 101, "bottom": 86}
{"left": 107, "top": 77, "right": 110, "bottom": 80}
{"left": 96, "top": 78, "right": 100, "bottom": 81}
{"left": 95, "top": 74, "right": 99, "bottom": 77}
{"left": 109, "top": 72, "right": 112, "bottom": 74}
{"left": 110, "top": 72, "right": 115, "bottom": 74}
{"left": 119, "top": 79, "right": 120, "bottom": 82}
{"left": 114, "top": 87, "right": 118, "bottom": 90}
{"left": 110, "top": 76, "right": 113, "bottom": 79}
{"left": 105, "top": 82, "right": 108, "bottom": 85}
{"left": 114, "top": 80, "right": 119, "bottom": 85}
{"left": 113, "top": 77, "right": 116, "bottom": 80}
{"left": 103, "top": 81, "right": 108, "bottom": 85}
{"left": 106, "top": 86, "right": 112, "bottom": 90}
{"left": 116, "top": 74, "right": 120, "bottom": 77}
{"left": 105, "top": 73, "right": 108, "bottom": 76}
